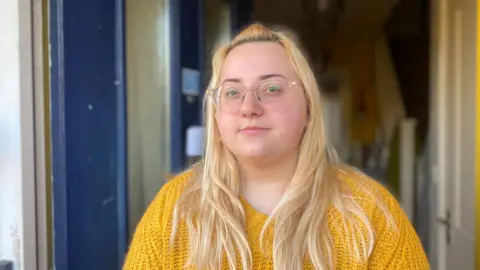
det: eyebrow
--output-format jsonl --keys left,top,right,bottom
{"left": 221, "top": 74, "right": 286, "bottom": 84}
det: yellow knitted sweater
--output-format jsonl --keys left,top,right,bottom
{"left": 123, "top": 171, "right": 430, "bottom": 269}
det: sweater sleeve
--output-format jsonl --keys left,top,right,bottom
{"left": 367, "top": 184, "right": 430, "bottom": 269}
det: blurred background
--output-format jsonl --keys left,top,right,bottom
{"left": 0, "top": 0, "right": 478, "bottom": 269}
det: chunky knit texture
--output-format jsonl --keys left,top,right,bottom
{"left": 123, "top": 171, "right": 430, "bottom": 269}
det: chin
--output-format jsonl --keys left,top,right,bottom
{"left": 236, "top": 147, "right": 272, "bottom": 159}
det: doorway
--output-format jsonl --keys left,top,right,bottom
{"left": 46, "top": 0, "right": 480, "bottom": 269}
{"left": 429, "top": 0, "right": 477, "bottom": 269}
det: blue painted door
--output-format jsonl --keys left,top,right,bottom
{"left": 50, "top": 0, "right": 128, "bottom": 269}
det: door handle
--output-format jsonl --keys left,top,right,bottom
{"left": 438, "top": 209, "right": 451, "bottom": 244}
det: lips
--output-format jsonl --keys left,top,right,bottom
{"left": 239, "top": 126, "right": 269, "bottom": 134}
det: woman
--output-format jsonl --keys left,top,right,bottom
{"left": 123, "top": 23, "right": 429, "bottom": 269}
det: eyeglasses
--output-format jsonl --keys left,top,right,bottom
{"left": 206, "top": 78, "right": 302, "bottom": 113}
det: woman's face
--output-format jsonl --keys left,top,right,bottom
{"left": 215, "top": 42, "right": 308, "bottom": 163}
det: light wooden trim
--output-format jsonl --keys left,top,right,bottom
{"left": 475, "top": 0, "right": 480, "bottom": 266}
{"left": 18, "top": 0, "right": 37, "bottom": 268}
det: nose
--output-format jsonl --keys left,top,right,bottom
{"left": 239, "top": 91, "right": 264, "bottom": 117}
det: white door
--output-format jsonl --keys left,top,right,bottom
{"left": 431, "top": 0, "right": 477, "bottom": 269}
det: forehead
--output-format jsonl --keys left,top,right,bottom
{"left": 220, "top": 42, "right": 298, "bottom": 83}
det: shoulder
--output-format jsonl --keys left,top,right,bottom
{"left": 128, "top": 170, "right": 194, "bottom": 243}
{"left": 134, "top": 169, "right": 195, "bottom": 232}
{"left": 336, "top": 167, "right": 429, "bottom": 268}
{"left": 337, "top": 167, "right": 403, "bottom": 222}
{"left": 159, "top": 170, "right": 194, "bottom": 198}
{"left": 123, "top": 170, "right": 195, "bottom": 268}
{"left": 149, "top": 169, "right": 194, "bottom": 214}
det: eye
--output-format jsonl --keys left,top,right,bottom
{"left": 263, "top": 84, "right": 282, "bottom": 93}
{"left": 225, "top": 88, "right": 241, "bottom": 97}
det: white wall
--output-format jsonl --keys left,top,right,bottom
{"left": 0, "top": 0, "right": 36, "bottom": 269}
{"left": 126, "top": 0, "right": 172, "bottom": 237}
{"left": 0, "top": 0, "right": 23, "bottom": 268}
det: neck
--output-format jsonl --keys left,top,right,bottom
{"left": 238, "top": 153, "right": 298, "bottom": 215}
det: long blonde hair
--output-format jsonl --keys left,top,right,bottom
{"left": 171, "top": 23, "right": 390, "bottom": 270}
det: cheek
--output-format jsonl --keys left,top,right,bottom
{"left": 215, "top": 112, "right": 236, "bottom": 138}
{"left": 276, "top": 116, "right": 306, "bottom": 142}
{"left": 271, "top": 105, "right": 307, "bottom": 132}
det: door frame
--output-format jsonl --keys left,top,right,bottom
{"left": 32, "top": 0, "right": 51, "bottom": 269}
{"left": 229, "top": 0, "right": 254, "bottom": 35}
{"left": 169, "top": 0, "right": 182, "bottom": 172}
{"left": 49, "top": 1, "right": 68, "bottom": 267}
{"left": 432, "top": 0, "right": 479, "bottom": 268}
{"left": 18, "top": 0, "right": 37, "bottom": 269}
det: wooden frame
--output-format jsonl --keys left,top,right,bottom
{"left": 32, "top": 0, "right": 51, "bottom": 269}
{"left": 475, "top": 0, "right": 480, "bottom": 266}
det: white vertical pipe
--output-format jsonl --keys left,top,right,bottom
{"left": 186, "top": 126, "right": 205, "bottom": 165}
{"left": 400, "top": 118, "right": 418, "bottom": 221}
